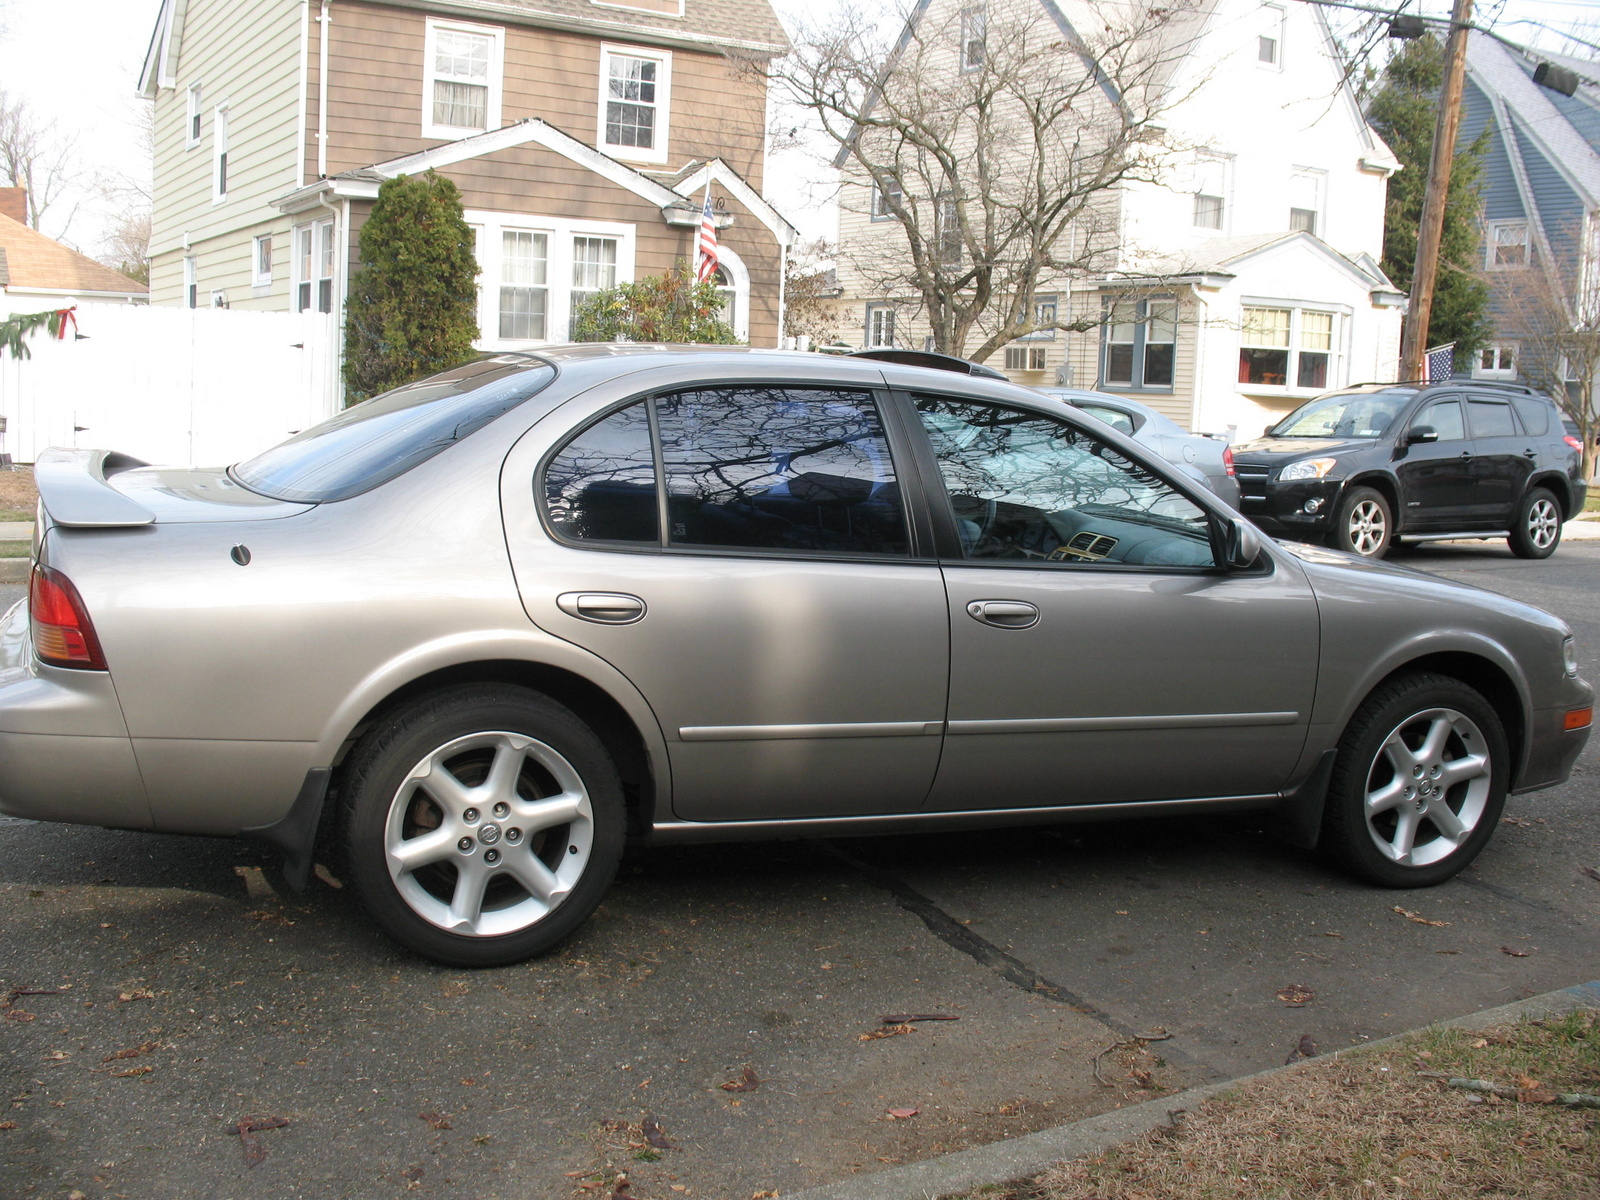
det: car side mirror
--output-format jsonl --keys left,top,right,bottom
{"left": 1223, "top": 517, "right": 1263, "bottom": 570}
{"left": 1406, "top": 425, "right": 1439, "bottom": 445}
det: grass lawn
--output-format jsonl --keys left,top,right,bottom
{"left": 1587, "top": 490, "right": 1600, "bottom": 514}
{"left": 964, "top": 1010, "right": 1600, "bottom": 1200}
{"left": 0, "top": 541, "right": 30, "bottom": 558}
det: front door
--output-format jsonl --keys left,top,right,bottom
{"left": 507, "top": 384, "right": 949, "bottom": 822}
{"left": 905, "top": 393, "right": 1319, "bottom": 811}
{"left": 1396, "top": 395, "right": 1475, "bottom": 530}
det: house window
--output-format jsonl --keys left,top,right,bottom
{"left": 871, "top": 177, "right": 903, "bottom": 221}
{"left": 1488, "top": 220, "right": 1530, "bottom": 268}
{"left": 961, "top": 7, "right": 986, "bottom": 71}
{"left": 1193, "top": 154, "right": 1228, "bottom": 231}
{"left": 423, "top": 19, "right": 502, "bottom": 138}
{"left": 1257, "top": 4, "right": 1285, "bottom": 67}
{"left": 712, "top": 265, "right": 738, "bottom": 334}
{"left": 1288, "top": 169, "right": 1323, "bottom": 236}
{"left": 499, "top": 230, "right": 549, "bottom": 340}
{"left": 186, "top": 82, "right": 203, "bottom": 148}
{"left": 253, "top": 235, "right": 273, "bottom": 287}
{"left": 1103, "top": 298, "right": 1176, "bottom": 390}
{"left": 936, "top": 196, "right": 962, "bottom": 264}
{"left": 599, "top": 45, "right": 671, "bottom": 163}
{"left": 571, "top": 235, "right": 618, "bottom": 313}
{"left": 210, "top": 290, "right": 228, "bottom": 309}
{"left": 1018, "top": 294, "right": 1058, "bottom": 340}
{"left": 1239, "top": 305, "right": 1339, "bottom": 389}
{"left": 1475, "top": 344, "right": 1517, "bottom": 379}
{"left": 294, "top": 219, "right": 335, "bottom": 313}
{"left": 1004, "top": 345, "right": 1047, "bottom": 372}
{"left": 212, "top": 106, "right": 229, "bottom": 203}
{"left": 866, "top": 305, "right": 896, "bottom": 348}
{"left": 183, "top": 256, "right": 198, "bottom": 309}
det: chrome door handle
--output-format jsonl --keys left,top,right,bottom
{"left": 966, "top": 600, "right": 1040, "bottom": 629}
{"left": 556, "top": 592, "right": 646, "bottom": 624}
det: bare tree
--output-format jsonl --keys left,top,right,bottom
{"left": 783, "top": 238, "right": 842, "bottom": 346}
{"left": 1498, "top": 258, "right": 1600, "bottom": 480}
{"left": 0, "top": 88, "right": 84, "bottom": 240}
{"left": 93, "top": 101, "right": 155, "bottom": 284}
{"left": 760, "top": 0, "right": 1201, "bottom": 361}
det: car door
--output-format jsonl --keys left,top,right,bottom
{"left": 903, "top": 391, "right": 1320, "bottom": 811}
{"left": 504, "top": 382, "right": 949, "bottom": 822}
{"left": 1395, "top": 396, "right": 1475, "bottom": 530}
{"left": 1465, "top": 397, "right": 1532, "bottom": 526}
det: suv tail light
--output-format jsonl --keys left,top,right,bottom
{"left": 30, "top": 565, "right": 107, "bottom": 670}
{"left": 1564, "top": 435, "right": 1583, "bottom": 453}
{"left": 1223, "top": 445, "right": 1236, "bottom": 477}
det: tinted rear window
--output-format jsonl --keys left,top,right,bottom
{"left": 1510, "top": 396, "right": 1551, "bottom": 436}
{"left": 232, "top": 356, "right": 556, "bottom": 502}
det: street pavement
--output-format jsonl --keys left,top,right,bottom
{"left": 2, "top": 539, "right": 1599, "bottom": 1199}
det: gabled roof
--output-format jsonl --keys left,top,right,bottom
{"left": 138, "top": 0, "right": 187, "bottom": 98}
{"left": 1107, "top": 231, "right": 1405, "bottom": 302}
{"left": 0, "top": 214, "right": 148, "bottom": 298}
{"left": 1466, "top": 32, "right": 1600, "bottom": 208}
{"left": 272, "top": 117, "right": 796, "bottom": 245}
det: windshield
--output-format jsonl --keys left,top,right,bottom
{"left": 1270, "top": 391, "right": 1411, "bottom": 440}
{"left": 231, "top": 356, "right": 557, "bottom": 502}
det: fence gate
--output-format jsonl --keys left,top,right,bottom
{"left": 0, "top": 304, "right": 340, "bottom": 467}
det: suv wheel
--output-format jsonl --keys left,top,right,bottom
{"left": 341, "top": 684, "right": 625, "bottom": 967}
{"left": 1508, "top": 487, "right": 1562, "bottom": 559}
{"left": 1319, "top": 672, "right": 1507, "bottom": 887}
{"left": 1331, "top": 486, "right": 1392, "bottom": 558}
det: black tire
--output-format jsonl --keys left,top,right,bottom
{"left": 341, "top": 684, "right": 624, "bottom": 967}
{"left": 1319, "top": 672, "right": 1508, "bottom": 888}
{"left": 1507, "top": 487, "right": 1562, "bottom": 559}
{"left": 1330, "top": 485, "right": 1392, "bottom": 558}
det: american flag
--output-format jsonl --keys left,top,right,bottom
{"left": 695, "top": 192, "right": 719, "bottom": 283}
{"left": 1425, "top": 343, "right": 1454, "bottom": 383}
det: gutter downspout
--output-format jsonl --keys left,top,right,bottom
{"left": 317, "top": 1, "right": 331, "bottom": 180}
{"left": 295, "top": 0, "right": 309, "bottom": 190}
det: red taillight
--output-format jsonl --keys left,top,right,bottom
{"left": 30, "top": 566, "right": 107, "bottom": 670}
{"left": 1223, "top": 445, "right": 1236, "bottom": 477}
{"left": 1564, "top": 435, "right": 1583, "bottom": 453}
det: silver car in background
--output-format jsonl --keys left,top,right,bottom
{"left": 0, "top": 346, "right": 1590, "bottom": 966}
{"left": 1037, "top": 387, "right": 1240, "bottom": 508}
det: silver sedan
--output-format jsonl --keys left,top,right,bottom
{"left": 0, "top": 347, "right": 1590, "bottom": 965}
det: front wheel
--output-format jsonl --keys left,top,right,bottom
{"left": 1331, "top": 486, "right": 1392, "bottom": 558}
{"left": 341, "top": 685, "right": 625, "bottom": 967}
{"left": 1319, "top": 672, "right": 1507, "bottom": 888}
{"left": 1508, "top": 487, "right": 1562, "bottom": 559}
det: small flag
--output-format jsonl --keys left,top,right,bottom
{"left": 695, "top": 192, "right": 719, "bottom": 283}
{"left": 1425, "top": 343, "right": 1454, "bottom": 383}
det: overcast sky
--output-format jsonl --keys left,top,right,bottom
{"left": 0, "top": 0, "right": 1593, "bottom": 257}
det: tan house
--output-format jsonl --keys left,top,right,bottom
{"left": 0, "top": 190, "right": 148, "bottom": 315}
{"left": 138, "top": 0, "right": 794, "bottom": 352}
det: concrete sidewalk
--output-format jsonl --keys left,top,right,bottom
{"left": 790, "top": 979, "right": 1600, "bottom": 1200}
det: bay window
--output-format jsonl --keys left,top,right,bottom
{"left": 1238, "top": 305, "right": 1340, "bottom": 390}
{"left": 470, "top": 212, "right": 635, "bottom": 348}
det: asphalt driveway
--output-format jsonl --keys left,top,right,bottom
{"left": 2, "top": 539, "right": 1598, "bottom": 1198}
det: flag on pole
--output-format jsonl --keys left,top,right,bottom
{"left": 695, "top": 191, "right": 719, "bottom": 284}
{"left": 1425, "top": 343, "right": 1455, "bottom": 383}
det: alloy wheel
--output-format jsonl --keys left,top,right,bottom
{"left": 1362, "top": 707, "right": 1492, "bottom": 867}
{"left": 1526, "top": 496, "right": 1560, "bottom": 551}
{"left": 1347, "top": 498, "right": 1387, "bottom": 556}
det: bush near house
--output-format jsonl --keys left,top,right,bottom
{"left": 342, "top": 171, "right": 480, "bottom": 403}
{"left": 570, "top": 266, "right": 739, "bottom": 345}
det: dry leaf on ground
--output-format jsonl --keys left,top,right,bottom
{"left": 720, "top": 1066, "right": 760, "bottom": 1092}
{"left": 861, "top": 1022, "right": 916, "bottom": 1041}
{"left": 1275, "top": 984, "right": 1315, "bottom": 1006}
{"left": 1392, "top": 905, "right": 1450, "bottom": 927}
{"left": 886, "top": 1106, "right": 920, "bottom": 1119}
{"left": 419, "top": 1111, "right": 451, "bottom": 1130}
{"left": 1502, "top": 946, "right": 1532, "bottom": 957}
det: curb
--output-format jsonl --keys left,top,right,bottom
{"left": 0, "top": 558, "right": 29, "bottom": 583}
{"left": 789, "top": 980, "right": 1600, "bottom": 1200}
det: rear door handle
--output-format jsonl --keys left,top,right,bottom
{"left": 556, "top": 592, "right": 646, "bottom": 624}
{"left": 966, "top": 600, "right": 1040, "bottom": 629}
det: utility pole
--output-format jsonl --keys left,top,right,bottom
{"left": 1399, "top": 0, "right": 1474, "bottom": 383}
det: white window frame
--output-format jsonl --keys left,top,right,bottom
{"left": 711, "top": 245, "right": 750, "bottom": 341}
{"left": 292, "top": 218, "right": 337, "bottom": 314}
{"left": 422, "top": 18, "right": 504, "bottom": 141}
{"left": 1017, "top": 294, "right": 1059, "bottom": 341}
{"left": 1235, "top": 302, "right": 1347, "bottom": 395}
{"left": 1474, "top": 343, "right": 1518, "bottom": 380}
{"left": 865, "top": 304, "right": 897, "bottom": 348}
{"left": 183, "top": 256, "right": 198, "bottom": 309}
{"left": 870, "top": 178, "right": 903, "bottom": 222}
{"left": 1192, "top": 153, "right": 1230, "bottom": 232}
{"left": 185, "top": 82, "right": 203, "bottom": 149}
{"left": 960, "top": 7, "right": 987, "bottom": 73}
{"left": 210, "top": 289, "right": 228, "bottom": 309}
{"left": 597, "top": 44, "right": 672, "bottom": 165}
{"left": 211, "top": 104, "right": 229, "bottom": 205}
{"left": 1004, "top": 345, "right": 1048, "bottom": 372}
{"left": 252, "top": 234, "right": 274, "bottom": 288}
{"left": 1486, "top": 219, "right": 1531, "bottom": 269}
{"left": 467, "top": 209, "right": 636, "bottom": 350}
{"left": 1257, "top": 3, "right": 1285, "bottom": 69}
{"left": 1288, "top": 167, "right": 1325, "bottom": 237}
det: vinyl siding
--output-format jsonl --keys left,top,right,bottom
{"left": 1511, "top": 119, "right": 1586, "bottom": 264}
{"left": 149, "top": 0, "right": 304, "bottom": 306}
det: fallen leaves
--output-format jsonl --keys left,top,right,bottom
{"left": 0, "top": 1122, "right": 16, "bottom": 1131}
{"left": 640, "top": 1116, "right": 676, "bottom": 1150}
{"left": 886, "top": 1106, "right": 920, "bottom": 1119}
{"left": 5, "top": 1011, "right": 34, "bottom": 1022}
{"left": 1392, "top": 906, "right": 1449, "bottom": 927}
{"left": 719, "top": 1066, "right": 760, "bottom": 1093}
{"left": 419, "top": 1111, "right": 452, "bottom": 1130}
{"left": 880, "top": 1012, "right": 959, "bottom": 1023}
{"left": 110, "top": 1065, "right": 153, "bottom": 1078}
{"left": 115, "top": 989, "right": 155, "bottom": 1004}
{"left": 243, "top": 910, "right": 295, "bottom": 926}
{"left": 103, "top": 1042, "right": 159, "bottom": 1063}
{"left": 860, "top": 1023, "right": 915, "bottom": 1041}
{"left": 1501, "top": 946, "right": 1531, "bottom": 957}
{"left": 228, "top": 1115, "right": 290, "bottom": 1167}
{"left": 1285, "top": 1034, "right": 1318, "bottom": 1065}
{"left": 1276, "top": 984, "right": 1316, "bottom": 1006}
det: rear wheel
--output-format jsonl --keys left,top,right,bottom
{"left": 341, "top": 685, "right": 624, "bottom": 967}
{"left": 1331, "top": 486, "right": 1392, "bottom": 558}
{"left": 1508, "top": 487, "right": 1561, "bottom": 559}
{"left": 1319, "top": 672, "right": 1507, "bottom": 888}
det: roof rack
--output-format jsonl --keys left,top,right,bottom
{"left": 850, "top": 348, "right": 1009, "bottom": 380}
{"left": 1346, "top": 379, "right": 1544, "bottom": 397}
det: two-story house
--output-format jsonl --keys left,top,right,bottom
{"left": 138, "top": 0, "right": 795, "bottom": 357}
{"left": 833, "top": 0, "right": 1406, "bottom": 440}
{"left": 1458, "top": 33, "right": 1599, "bottom": 416}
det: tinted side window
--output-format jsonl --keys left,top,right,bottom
{"left": 654, "top": 388, "right": 909, "bottom": 556}
{"left": 1079, "top": 404, "right": 1138, "bottom": 437}
{"left": 1510, "top": 396, "right": 1550, "bottom": 436}
{"left": 1467, "top": 399, "right": 1516, "bottom": 437}
{"left": 914, "top": 396, "right": 1215, "bottom": 568}
{"left": 1416, "top": 398, "right": 1465, "bottom": 441}
{"left": 543, "top": 402, "right": 658, "bottom": 544}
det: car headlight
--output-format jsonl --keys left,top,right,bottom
{"left": 1563, "top": 635, "right": 1578, "bottom": 677}
{"left": 1278, "top": 457, "right": 1338, "bottom": 481}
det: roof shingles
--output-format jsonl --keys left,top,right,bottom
{"left": 0, "top": 214, "right": 146, "bottom": 297}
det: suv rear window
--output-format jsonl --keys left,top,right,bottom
{"left": 232, "top": 356, "right": 556, "bottom": 502}
{"left": 1510, "top": 395, "right": 1551, "bottom": 436}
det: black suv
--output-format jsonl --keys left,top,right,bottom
{"left": 1231, "top": 382, "right": 1586, "bottom": 559}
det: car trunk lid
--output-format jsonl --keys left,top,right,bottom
{"left": 35, "top": 448, "right": 314, "bottom": 527}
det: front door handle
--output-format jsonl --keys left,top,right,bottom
{"left": 1459, "top": 451, "right": 1474, "bottom": 461}
{"left": 966, "top": 600, "right": 1040, "bottom": 629}
{"left": 556, "top": 592, "right": 646, "bottom": 624}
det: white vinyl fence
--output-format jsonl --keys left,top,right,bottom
{"left": 0, "top": 303, "right": 340, "bottom": 467}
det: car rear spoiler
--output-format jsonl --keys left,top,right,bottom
{"left": 34, "top": 448, "right": 156, "bottom": 528}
